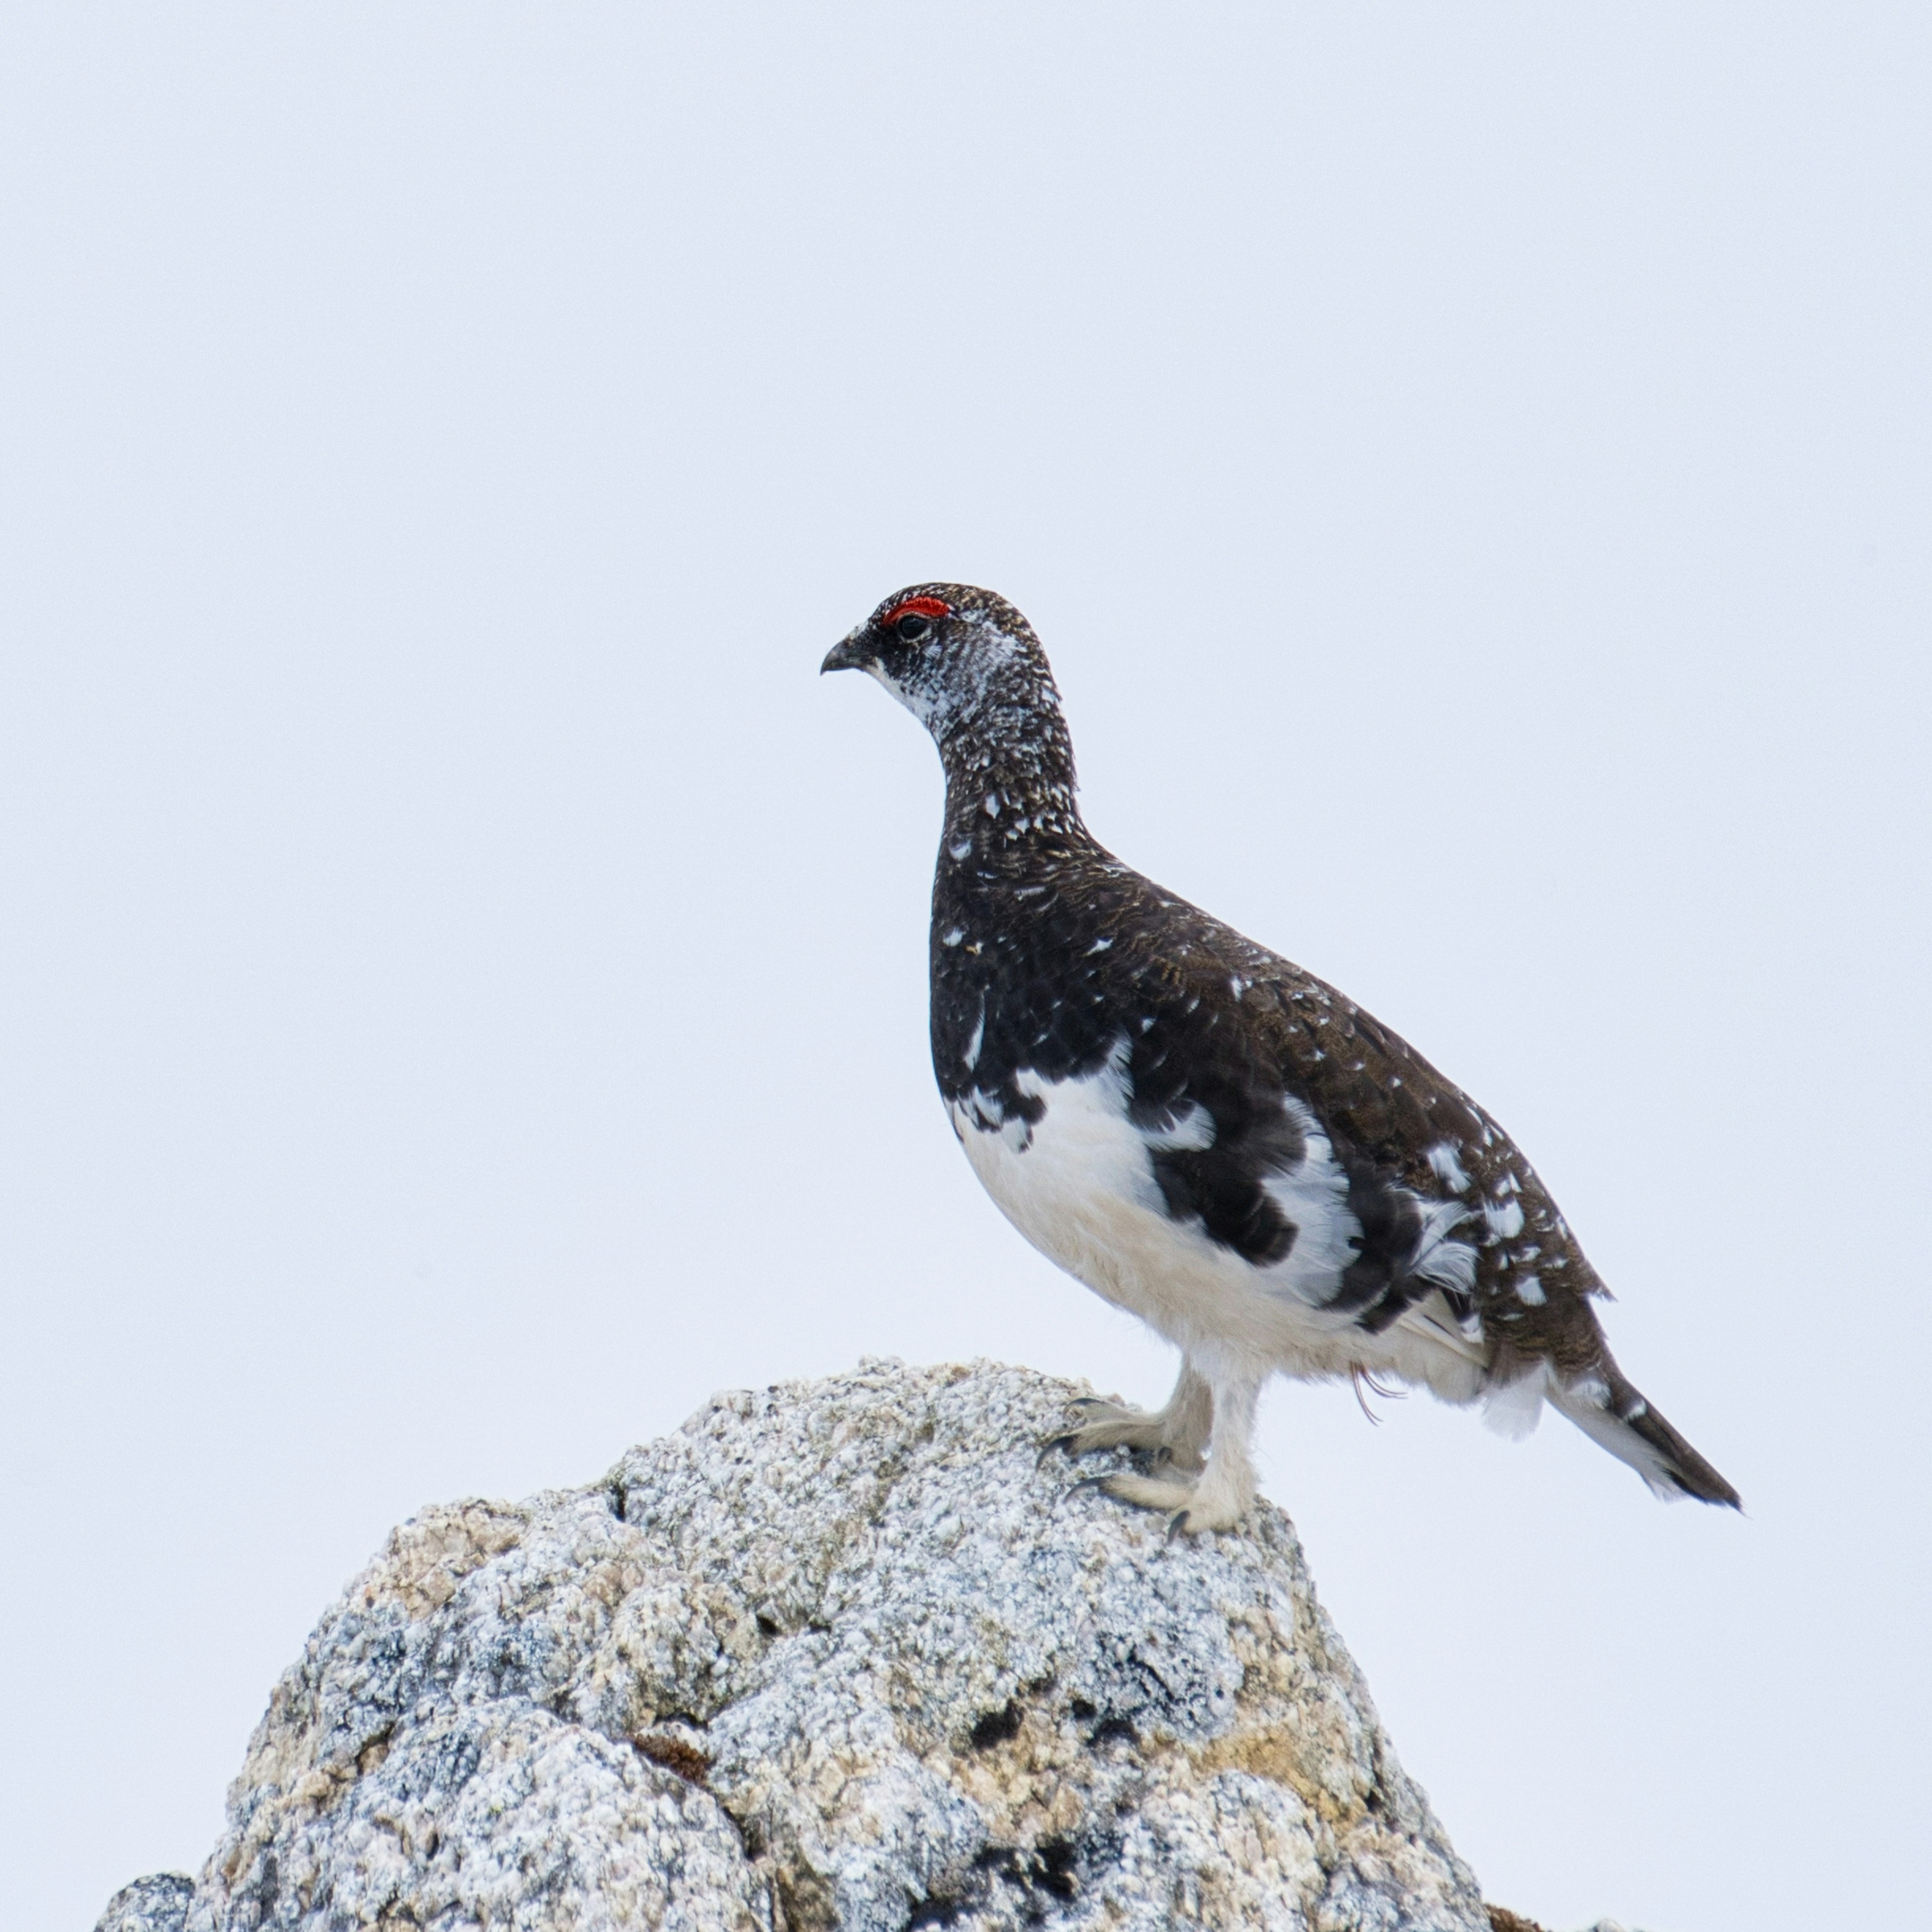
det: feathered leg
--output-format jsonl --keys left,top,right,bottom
{"left": 1044, "top": 1358, "right": 1213, "bottom": 1470}
{"left": 1093, "top": 1359, "right": 1263, "bottom": 1534}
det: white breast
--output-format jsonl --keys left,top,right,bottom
{"left": 947, "top": 1043, "right": 1365, "bottom": 1359}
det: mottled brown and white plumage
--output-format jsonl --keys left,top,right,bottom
{"left": 824, "top": 583, "right": 1739, "bottom": 1531}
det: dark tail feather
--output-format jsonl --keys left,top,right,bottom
{"left": 1623, "top": 1396, "right": 1741, "bottom": 1507}
{"left": 1548, "top": 1359, "right": 1742, "bottom": 1509}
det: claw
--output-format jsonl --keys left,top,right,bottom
{"left": 1063, "top": 1396, "right": 1145, "bottom": 1427}
{"left": 1035, "top": 1432, "right": 1076, "bottom": 1469}
{"left": 1167, "top": 1510, "right": 1193, "bottom": 1541}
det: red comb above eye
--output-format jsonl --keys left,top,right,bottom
{"left": 881, "top": 596, "right": 951, "bottom": 626}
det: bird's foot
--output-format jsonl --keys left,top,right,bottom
{"left": 1037, "top": 1399, "right": 1206, "bottom": 1472}
{"left": 1076, "top": 1470, "right": 1244, "bottom": 1537}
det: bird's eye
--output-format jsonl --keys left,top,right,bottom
{"left": 878, "top": 594, "right": 951, "bottom": 639}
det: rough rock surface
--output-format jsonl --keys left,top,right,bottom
{"left": 99, "top": 1359, "right": 1514, "bottom": 1931}
{"left": 95, "top": 1876, "right": 197, "bottom": 1932}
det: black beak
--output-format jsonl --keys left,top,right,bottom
{"left": 821, "top": 631, "right": 873, "bottom": 675}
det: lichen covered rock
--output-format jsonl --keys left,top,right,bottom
{"left": 94, "top": 1875, "right": 195, "bottom": 1932}
{"left": 101, "top": 1359, "right": 1493, "bottom": 1930}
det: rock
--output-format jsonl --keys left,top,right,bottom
{"left": 1486, "top": 1914, "right": 1635, "bottom": 1932}
{"left": 102, "top": 1358, "right": 1507, "bottom": 1930}
{"left": 93, "top": 1874, "right": 195, "bottom": 1932}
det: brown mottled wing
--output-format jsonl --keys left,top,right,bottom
{"left": 1174, "top": 914, "right": 1612, "bottom": 1376}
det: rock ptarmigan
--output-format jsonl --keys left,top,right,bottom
{"left": 824, "top": 583, "right": 1740, "bottom": 1532}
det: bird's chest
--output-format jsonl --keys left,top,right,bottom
{"left": 946, "top": 1050, "right": 1210, "bottom": 1323}
{"left": 929, "top": 897, "right": 1176, "bottom": 1297}
{"left": 928, "top": 887, "right": 1118, "bottom": 1106}
{"left": 931, "top": 932, "right": 1377, "bottom": 1343}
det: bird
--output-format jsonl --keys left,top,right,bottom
{"left": 822, "top": 582, "right": 1740, "bottom": 1533}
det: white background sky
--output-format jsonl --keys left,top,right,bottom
{"left": 3, "top": 9, "right": 1927, "bottom": 1930}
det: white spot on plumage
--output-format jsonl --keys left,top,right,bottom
{"left": 942, "top": 927, "right": 965, "bottom": 947}
{"left": 1515, "top": 1273, "right": 1546, "bottom": 1305}
{"left": 1427, "top": 1142, "right": 1471, "bottom": 1192}
{"left": 1138, "top": 1101, "right": 1215, "bottom": 1153}
{"left": 1411, "top": 1199, "right": 1479, "bottom": 1293}
{"left": 1087, "top": 937, "right": 1113, "bottom": 953}
{"left": 1484, "top": 1197, "right": 1526, "bottom": 1241}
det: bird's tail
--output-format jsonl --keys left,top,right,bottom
{"left": 1545, "top": 1358, "right": 1741, "bottom": 1508}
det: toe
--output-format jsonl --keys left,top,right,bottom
{"left": 1066, "top": 1397, "right": 1144, "bottom": 1425}
{"left": 1096, "top": 1471, "right": 1199, "bottom": 1514}
{"left": 1165, "top": 1496, "right": 1244, "bottom": 1536}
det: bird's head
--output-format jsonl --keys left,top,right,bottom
{"left": 821, "top": 583, "right": 1064, "bottom": 758}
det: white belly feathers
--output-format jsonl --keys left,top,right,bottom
{"left": 947, "top": 1041, "right": 1365, "bottom": 1359}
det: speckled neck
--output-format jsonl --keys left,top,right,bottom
{"left": 930, "top": 650, "right": 1084, "bottom": 865}
{"left": 935, "top": 723, "right": 1084, "bottom": 867}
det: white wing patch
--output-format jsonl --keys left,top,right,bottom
{"left": 1409, "top": 1196, "right": 1480, "bottom": 1296}
{"left": 1257, "top": 1096, "right": 1363, "bottom": 1305}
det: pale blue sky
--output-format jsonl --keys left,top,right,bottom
{"left": 3, "top": 9, "right": 1926, "bottom": 1930}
